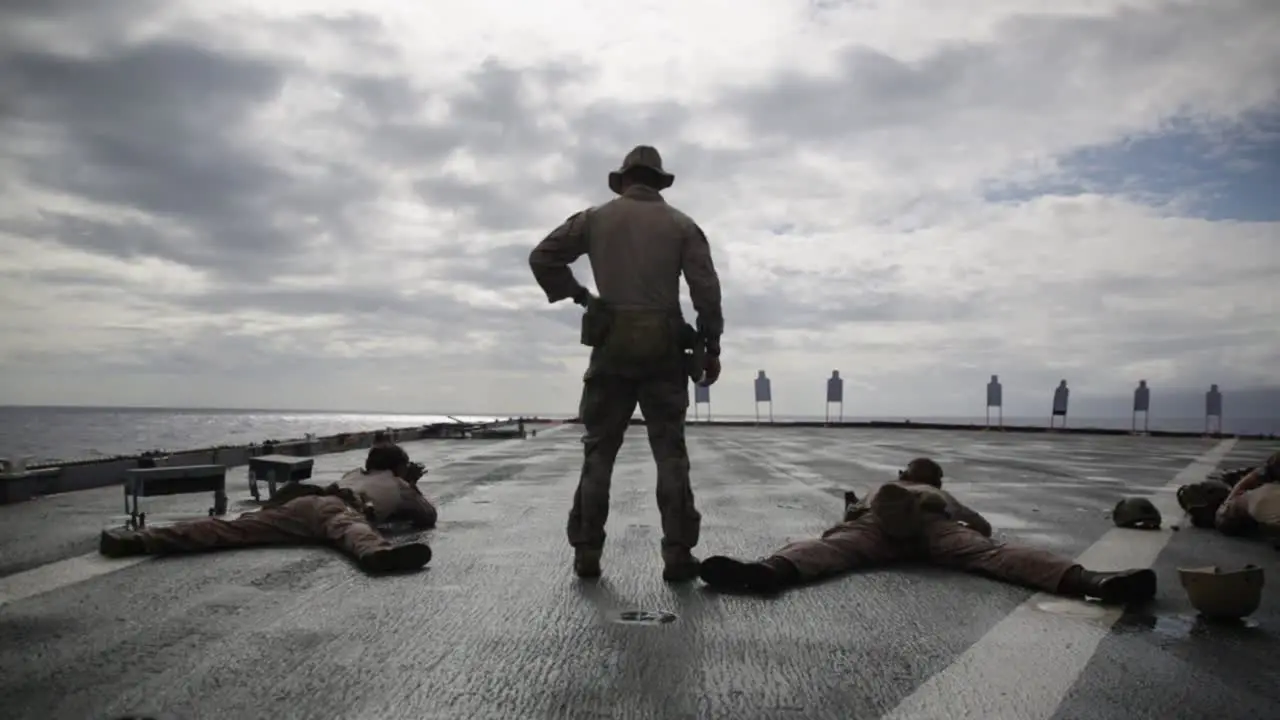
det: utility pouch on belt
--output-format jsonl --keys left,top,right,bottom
{"left": 580, "top": 298, "right": 613, "bottom": 348}
{"left": 599, "top": 309, "right": 676, "bottom": 365}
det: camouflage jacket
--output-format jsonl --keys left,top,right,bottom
{"left": 528, "top": 185, "right": 724, "bottom": 342}
{"left": 846, "top": 481, "right": 993, "bottom": 537}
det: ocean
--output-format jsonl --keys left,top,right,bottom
{"left": 0, "top": 406, "right": 509, "bottom": 466}
{"left": 1, "top": 406, "right": 1275, "bottom": 467}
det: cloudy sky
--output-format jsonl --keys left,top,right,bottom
{"left": 1, "top": 0, "right": 1277, "bottom": 419}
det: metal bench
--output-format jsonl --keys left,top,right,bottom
{"left": 247, "top": 455, "right": 314, "bottom": 501}
{"left": 123, "top": 464, "right": 228, "bottom": 530}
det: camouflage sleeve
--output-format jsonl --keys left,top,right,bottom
{"left": 944, "top": 491, "right": 993, "bottom": 537}
{"left": 1224, "top": 466, "right": 1266, "bottom": 501}
{"left": 529, "top": 210, "right": 591, "bottom": 303}
{"left": 1215, "top": 491, "right": 1252, "bottom": 534}
{"left": 681, "top": 221, "right": 724, "bottom": 348}
{"left": 399, "top": 483, "right": 438, "bottom": 529}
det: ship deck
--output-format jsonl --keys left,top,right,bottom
{"left": 0, "top": 426, "right": 1276, "bottom": 720}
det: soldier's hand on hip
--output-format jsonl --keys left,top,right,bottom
{"left": 701, "top": 356, "right": 721, "bottom": 386}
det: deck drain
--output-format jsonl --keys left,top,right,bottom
{"left": 611, "top": 610, "right": 677, "bottom": 625}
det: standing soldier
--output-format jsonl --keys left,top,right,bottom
{"left": 529, "top": 145, "right": 724, "bottom": 582}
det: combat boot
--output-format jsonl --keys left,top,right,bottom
{"left": 573, "top": 546, "right": 602, "bottom": 578}
{"left": 1065, "top": 568, "right": 1158, "bottom": 605}
{"left": 357, "top": 542, "right": 432, "bottom": 575}
{"left": 699, "top": 555, "right": 798, "bottom": 594}
{"left": 871, "top": 483, "right": 924, "bottom": 539}
{"left": 99, "top": 529, "right": 148, "bottom": 558}
{"left": 661, "top": 546, "right": 701, "bottom": 583}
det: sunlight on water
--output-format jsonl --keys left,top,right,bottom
{"left": 0, "top": 407, "right": 516, "bottom": 464}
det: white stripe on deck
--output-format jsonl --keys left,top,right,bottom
{"left": 0, "top": 553, "right": 150, "bottom": 609}
{"left": 882, "top": 438, "right": 1238, "bottom": 720}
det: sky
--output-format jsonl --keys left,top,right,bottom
{"left": 0, "top": 0, "right": 1277, "bottom": 419}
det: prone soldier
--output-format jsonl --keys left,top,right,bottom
{"left": 699, "top": 457, "right": 1158, "bottom": 604}
{"left": 98, "top": 444, "right": 437, "bottom": 574}
{"left": 1180, "top": 450, "right": 1280, "bottom": 540}
{"left": 529, "top": 145, "right": 724, "bottom": 582}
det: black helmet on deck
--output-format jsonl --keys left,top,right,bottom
{"left": 1113, "top": 497, "right": 1162, "bottom": 530}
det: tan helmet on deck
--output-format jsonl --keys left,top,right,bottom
{"left": 1178, "top": 565, "right": 1265, "bottom": 620}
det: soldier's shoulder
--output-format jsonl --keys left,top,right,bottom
{"left": 559, "top": 205, "right": 599, "bottom": 223}
{"left": 660, "top": 200, "right": 697, "bottom": 223}
{"left": 658, "top": 202, "right": 707, "bottom": 238}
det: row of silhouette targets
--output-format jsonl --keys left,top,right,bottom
{"left": 692, "top": 372, "right": 1227, "bottom": 431}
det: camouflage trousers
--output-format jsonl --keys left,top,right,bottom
{"left": 567, "top": 372, "right": 701, "bottom": 551}
{"left": 772, "top": 516, "right": 1075, "bottom": 593}
{"left": 133, "top": 495, "right": 392, "bottom": 560}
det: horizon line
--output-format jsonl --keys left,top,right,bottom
{"left": 0, "top": 403, "right": 1276, "bottom": 421}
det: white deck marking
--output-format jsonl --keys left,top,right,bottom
{"left": 881, "top": 438, "right": 1238, "bottom": 720}
{"left": 0, "top": 553, "right": 150, "bottom": 609}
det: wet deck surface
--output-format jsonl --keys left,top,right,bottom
{"left": 0, "top": 426, "right": 1276, "bottom": 720}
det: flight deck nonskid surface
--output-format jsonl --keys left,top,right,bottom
{"left": 0, "top": 426, "right": 1276, "bottom": 720}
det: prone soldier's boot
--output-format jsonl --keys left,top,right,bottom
{"left": 573, "top": 546, "right": 602, "bottom": 579}
{"left": 1060, "top": 567, "right": 1157, "bottom": 605}
{"left": 661, "top": 546, "right": 701, "bottom": 583}
{"left": 99, "top": 529, "right": 148, "bottom": 558}
{"left": 699, "top": 555, "right": 799, "bottom": 594}
{"left": 357, "top": 542, "right": 433, "bottom": 575}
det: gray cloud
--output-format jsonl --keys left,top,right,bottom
{"left": 0, "top": 0, "right": 1276, "bottom": 416}
{"left": 729, "top": 0, "right": 1280, "bottom": 146}
{"left": 1, "top": 39, "right": 337, "bottom": 278}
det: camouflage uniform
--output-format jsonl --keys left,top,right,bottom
{"left": 529, "top": 145, "right": 723, "bottom": 581}
{"left": 99, "top": 454, "right": 438, "bottom": 575}
{"left": 1214, "top": 452, "right": 1280, "bottom": 537}
{"left": 769, "top": 480, "right": 1075, "bottom": 592}
{"left": 700, "top": 461, "right": 1157, "bottom": 604}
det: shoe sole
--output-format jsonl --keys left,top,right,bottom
{"left": 698, "top": 556, "right": 778, "bottom": 592}
{"left": 1098, "top": 569, "right": 1157, "bottom": 604}
{"left": 99, "top": 532, "right": 145, "bottom": 558}
{"left": 699, "top": 556, "right": 747, "bottom": 588}
{"left": 663, "top": 565, "right": 699, "bottom": 583}
{"left": 363, "top": 543, "right": 432, "bottom": 574}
